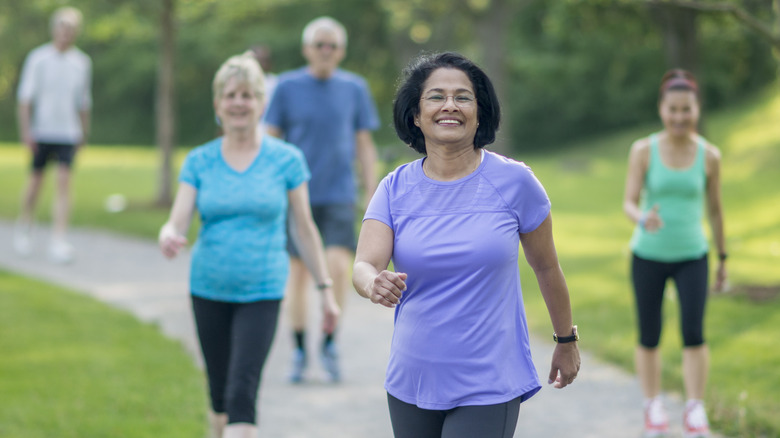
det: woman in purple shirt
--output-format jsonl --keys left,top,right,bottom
{"left": 352, "top": 52, "right": 580, "bottom": 437}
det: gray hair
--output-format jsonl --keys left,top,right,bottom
{"left": 302, "top": 16, "right": 347, "bottom": 48}
{"left": 50, "top": 6, "right": 83, "bottom": 32}
{"left": 212, "top": 51, "right": 266, "bottom": 102}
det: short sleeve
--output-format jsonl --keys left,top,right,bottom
{"left": 178, "top": 150, "right": 200, "bottom": 189}
{"left": 512, "top": 164, "right": 551, "bottom": 234}
{"left": 355, "top": 79, "right": 380, "bottom": 132}
{"left": 17, "top": 51, "right": 38, "bottom": 103}
{"left": 80, "top": 56, "right": 93, "bottom": 110}
{"left": 283, "top": 146, "right": 311, "bottom": 190}
{"left": 264, "top": 81, "right": 286, "bottom": 131}
{"left": 364, "top": 175, "right": 393, "bottom": 229}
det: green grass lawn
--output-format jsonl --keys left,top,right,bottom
{"left": 0, "top": 145, "right": 190, "bottom": 240}
{"left": 0, "top": 270, "right": 207, "bottom": 437}
{"left": 0, "top": 83, "right": 778, "bottom": 436}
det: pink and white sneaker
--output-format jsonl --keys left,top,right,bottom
{"left": 684, "top": 399, "right": 710, "bottom": 438}
{"left": 644, "top": 397, "right": 670, "bottom": 437}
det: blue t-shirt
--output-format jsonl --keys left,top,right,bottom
{"left": 179, "top": 136, "right": 310, "bottom": 302}
{"left": 364, "top": 150, "right": 551, "bottom": 409}
{"left": 264, "top": 67, "right": 380, "bottom": 205}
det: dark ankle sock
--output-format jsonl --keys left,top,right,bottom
{"left": 293, "top": 331, "right": 306, "bottom": 351}
{"left": 323, "top": 332, "right": 335, "bottom": 346}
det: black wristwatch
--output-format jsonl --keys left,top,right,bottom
{"left": 553, "top": 325, "right": 579, "bottom": 344}
{"left": 718, "top": 252, "right": 728, "bottom": 262}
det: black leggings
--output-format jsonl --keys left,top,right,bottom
{"left": 631, "top": 254, "right": 708, "bottom": 348}
{"left": 387, "top": 393, "right": 521, "bottom": 438}
{"left": 191, "top": 295, "right": 280, "bottom": 424}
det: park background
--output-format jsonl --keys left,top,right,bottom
{"left": 0, "top": 0, "right": 779, "bottom": 437}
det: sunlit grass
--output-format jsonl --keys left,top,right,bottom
{"left": 0, "top": 144, "right": 191, "bottom": 239}
{"left": 0, "top": 270, "right": 207, "bottom": 437}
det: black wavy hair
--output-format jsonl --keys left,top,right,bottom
{"left": 392, "top": 52, "right": 501, "bottom": 154}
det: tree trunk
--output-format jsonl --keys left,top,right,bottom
{"left": 155, "top": 0, "right": 176, "bottom": 207}
{"left": 651, "top": 3, "right": 700, "bottom": 73}
{"left": 471, "top": 0, "right": 522, "bottom": 155}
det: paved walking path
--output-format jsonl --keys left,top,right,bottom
{"left": 1, "top": 219, "right": 719, "bottom": 437}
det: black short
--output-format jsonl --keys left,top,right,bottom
{"left": 31, "top": 142, "right": 77, "bottom": 171}
{"left": 287, "top": 203, "right": 356, "bottom": 257}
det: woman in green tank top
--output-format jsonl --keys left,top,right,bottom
{"left": 622, "top": 69, "right": 727, "bottom": 438}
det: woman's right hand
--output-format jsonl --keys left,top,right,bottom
{"left": 321, "top": 288, "right": 341, "bottom": 334}
{"left": 366, "top": 271, "right": 407, "bottom": 308}
{"left": 159, "top": 225, "right": 188, "bottom": 259}
{"left": 641, "top": 205, "right": 664, "bottom": 232}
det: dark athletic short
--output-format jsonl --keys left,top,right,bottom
{"left": 31, "top": 142, "right": 77, "bottom": 170}
{"left": 287, "top": 203, "right": 356, "bottom": 257}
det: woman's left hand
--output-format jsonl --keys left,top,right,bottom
{"left": 549, "top": 342, "right": 581, "bottom": 389}
{"left": 321, "top": 288, "right": 341, "bottom": 334}
{"left": 713, "top": 261, "right": 728, "bottom": 293}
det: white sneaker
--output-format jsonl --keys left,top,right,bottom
{"left": 49, "top": 240, "right": 74, "bottom": 264}
{"left": 684, "top": 399, "right": 710, "bottom": 438}
{"left": 644, "top": 397, "right": 669, "bottom": 437}
{"left": 13, "top": 224, "right": 32, "bottom": 257}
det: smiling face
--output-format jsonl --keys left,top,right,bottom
{"left": 52, "top": 18, "right": 80, "bottom": 51}
{"left": 659, "top": 89, "right": 699, "bottom": 138}
{"left": 214, "top": 76, "right": 263, "bottom": 133}
{"left": 414, "top": 68, "right": 478, "bottom": 150}
{"left": 303, "top": 29, "right": 345, "bottom": 78}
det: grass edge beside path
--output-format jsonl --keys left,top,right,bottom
{"left": 0, "top": 270, "right": 207, "bottom": 438}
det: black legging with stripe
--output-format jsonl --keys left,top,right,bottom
{"left": 191, "top": 295, "right": 280, "bottom": 424}
{"left": 631, "top": 253, "right": 708, "bottom": 348}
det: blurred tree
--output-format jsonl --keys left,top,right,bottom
{"left": 156, "top": 0, "right": 176, "bottom": 207}
{"left": 649, "top": 3, "right": 700, "bottom": 73}
{"left": 0, "top": 0, "right": 776, "bottom": 154}
{"left": 645, "top": 0, "right": 780, "bottom": 52}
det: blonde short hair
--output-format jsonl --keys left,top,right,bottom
{"left": 50, "top": 7, "right": 83, "bottom": 32}
{"left": 212, "top": 51, "right": 266, "bottom": 102}
{"left": 302, "top": 16, "right": 347, "bottom": 48}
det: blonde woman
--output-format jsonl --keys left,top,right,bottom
{"left": 159, "top": 52, "right": 339, "bottom": 438}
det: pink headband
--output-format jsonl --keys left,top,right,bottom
{"left": 661, "top": 77, "right": 698, "bottom": 94}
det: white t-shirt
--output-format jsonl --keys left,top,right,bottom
{"left": 17, "top": 43, "right": 92, "bottom": 144}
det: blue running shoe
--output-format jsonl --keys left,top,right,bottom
{"left": 321, "top": 341, "right": 341, "bottom": 383}
{"left": 289, "top": 348, "right": 307, "bottom": 383}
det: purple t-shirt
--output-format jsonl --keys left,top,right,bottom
{"left": 364, "top": 150, "right": 551, "bottom": 409}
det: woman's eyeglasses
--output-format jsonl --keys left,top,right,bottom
{"left": 421, "top": 94, "right": 476, "bottom": 108}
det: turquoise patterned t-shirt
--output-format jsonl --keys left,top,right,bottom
{"left": 179, "top": 136, "right": 310, "bottom": 302}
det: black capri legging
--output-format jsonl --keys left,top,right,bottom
{"left": 191, "top": 295, "right": 280, "bottom": 424}
{"left": 631, "top": 253, "right": 708, "bottom": 348}
{"left": 387, "top": 393, "right": 521, "bottom": 438}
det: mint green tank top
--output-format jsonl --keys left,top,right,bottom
{"left": 630, "top": 134, "right": 709, "bottom": 262}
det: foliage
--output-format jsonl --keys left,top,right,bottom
{"left": 0, "top": 0, "right": 775, "bottom": 150}
{"left": 0, "top": 270, "right": 207, "bottom": 437}
{"left": 506, "top": 0, "right": 777, "bottom": 147}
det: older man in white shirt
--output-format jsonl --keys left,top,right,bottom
{"left": 15, "top": 6, "right": 92, "bottom": 263}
